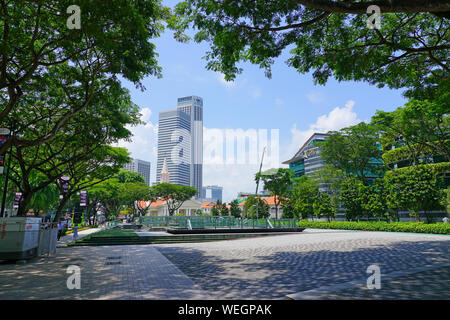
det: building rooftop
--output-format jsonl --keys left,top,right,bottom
{"left": 282, "top": 132, "right": 330, "bottom": 164}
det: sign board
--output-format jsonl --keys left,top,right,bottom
{"left": 80, "top": 191, "right": 87, "bottom": 207}
{"left": 0, "top": 129, "right": 9, "bottom": 175}
{"left": 13, "top": 193, "right": 22, "bottom": 209}
{"left": 0, "top": 155, "right": 4, "bottom": 174}
{"left": 59, "top": 176, "right": 70, "bottom": 193}
{"left": 0, "top": 128, "right": 10, "bottom": 135}
{"left": 303, "top": 148, "right": 318, "bottom": 158}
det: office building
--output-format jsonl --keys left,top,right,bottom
{"left": 156, "top": 96, "right": 203, "bottom": 196}
{"left": 282, "top": 133, "right": 330, "bottom": 179}
{"left": 177, "top": 96, "right": 203, "bottom": 197}
{"left": 156, "top": 108, "right": 191, "bottom": 186}
{"left": 201, "top": 185, "right": 223, "bottom": 203}
{"left": 123, "top": 158, "right": 151, "bottom": 186}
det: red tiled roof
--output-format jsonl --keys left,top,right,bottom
{"left": 150, "top": 199, "right": 168, "bottom": 207}
{"left": 137, "top": 201, "right": 151, "bottom": 209}
{"left": 202, "top": 202, "right": 215, "bottom": 209}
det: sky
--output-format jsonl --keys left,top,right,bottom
{"left": 117, "top": 1, "right": 408, "bottom": 203}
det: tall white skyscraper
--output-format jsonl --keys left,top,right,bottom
{"left": 156, "top": 96, "right": 203, "bottom": 197}
{"left": 177, "top": 96, "right": 203, "bottom": 197}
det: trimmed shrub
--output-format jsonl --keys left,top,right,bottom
{"left": 298, "top": 220, "right": 450, "bottom": 235}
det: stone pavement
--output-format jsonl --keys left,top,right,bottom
{"left": 0, "top": 229, "right": 449, "bottom": 300}
{"left": 0, "top": 245, "right": 209, "bottom": 300}
{"left": 154, "top": 229, "right": 450, "bottom": 299}
{"left": 322, "top": 265, "right": 450, "bottom": 300}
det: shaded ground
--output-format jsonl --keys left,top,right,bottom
{"left": 323, "top": 266, "right": 450, "bottom": 300}
{"left": 154, "top": 230, "right": 450, "bottom": 299}
{"left": 0, "top": 245, "right": 208, "bottom": 300}
{"left": 0, "top": 229, "right": 448, "bottom": 300}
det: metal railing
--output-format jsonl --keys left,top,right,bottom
{"left": 141, "top": 216, "right": 299, "bottom": 230}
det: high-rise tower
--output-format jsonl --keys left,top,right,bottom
{"left": 156, "top": 96, "right": 203, "bottom": 197}
{"left": 176, "top": 96, "right": 203, "bottom": 198}
{"left": 156, "top": 108, "right": 191, "bottom": 186}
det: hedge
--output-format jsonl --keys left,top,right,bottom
{"left": 298, "top": 220, "right": 450, "bottom": 235}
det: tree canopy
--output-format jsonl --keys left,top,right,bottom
{"left": 0, "top": 0, "right": 169, "bottom": 154}
{"left": 255, "top": 168, "right": 293, "bottom": 219}
{"left": 152, "top": 183, "right": 198, "bottom": 216}
{"left": 170, "top": 0, "right": 449, "bottom": 98}
{"left": 319, "top": 122, "right": 384, "bottom": 183}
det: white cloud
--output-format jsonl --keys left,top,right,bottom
{"left": 117, "top": 101, "right": 360, "bottom": 203}
{"left": 116, "top": 107, "right": 158, "bottom": 183}
{"left": 139, "top": 107, "right": 152, "bottom": 122}
{"left": 203, "top": 164, "right": 259, "bottom": 203}
{"left": 282, "top": 100, "right": 361, "bottom": 163}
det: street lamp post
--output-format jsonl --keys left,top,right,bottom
{"left": 254, "top": 146, "right": 266, "bottom": 223}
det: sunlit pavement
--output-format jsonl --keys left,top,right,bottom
{"left": 154, "top": 229, "right": 450, "bottom": 299}
{"left": 0, "top": 229, "right": 449, "bottom": 300}
{"left": 0, "top": 244, "right": 208, "bottom": 300}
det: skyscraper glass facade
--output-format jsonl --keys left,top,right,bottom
{"left": 157, "top": 96, "right": 203, "bottom": 196}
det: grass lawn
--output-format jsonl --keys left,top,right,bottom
{"left": 82, "top": 229, "right": 139, "bottom": 238}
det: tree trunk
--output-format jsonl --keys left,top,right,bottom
{"left": 54, "top": 195, "right": 70, "bottom": 222}
{"left": 17, "top": 191, "right": 33, "bottom": 217}
{"left": 275, "top": 203, "right": 278, "bottom": 220}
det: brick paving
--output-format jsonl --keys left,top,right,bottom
{"left": 154, "top": 230, "right": 450, "bottom": 299}
{"left": 322, "top": 266, "right": 450, "bottom": 300}
{"left": 0, "top": 229, "right": 449, "bottom": 300}
{"left": 0, "top": 245, "right": 208, "bottom": 300}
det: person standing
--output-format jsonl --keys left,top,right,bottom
{"left": 57, "top": 221, "right": 64, "bottom": 241}
{"left": 73, "top": 224, "right": 78, "bottom": 240}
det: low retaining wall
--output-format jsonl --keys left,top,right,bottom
{"left": 166, "top": 227, "right": 305, "bottom": 234}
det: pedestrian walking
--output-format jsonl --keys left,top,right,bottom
{"left": 73, "top": 224, "right": 79, "bottom": 240}
{"left": 57, "top": 221, "right": 64, "bottom": 241}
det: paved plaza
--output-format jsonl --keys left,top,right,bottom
{"left": 154, "top": 229, "right": 450, "bottom": 299}
{"left": 0, "top": 229, "right": 449, "bottom": 299}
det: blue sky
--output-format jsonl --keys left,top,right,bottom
{"left": 118, "top": 1, "right": 408, "bottom": 202}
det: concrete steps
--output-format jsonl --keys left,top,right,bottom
{"left": 67, "top": 232, "right": 298, "bottom": 246}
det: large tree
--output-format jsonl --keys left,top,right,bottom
{"left": 339, "top": 177, "right": 364, "bottom": 221}
{"left": 319, "top": 122, "right": 384, "bottom": 184}
{"left": 152, "top": 183, "right": 197, "bottom": 216}
{"left": 255, "top": 168, "right": 293, "bottom": 219}
{"left": 170, "top": 0, "right": 449, "bottom": 98}
{"left": 243, "top": 196, "right": 270, "bottom": 219}
{"left": 288, "top": 175, "right": 319, "bottom": 220}
{"left": 229, "top": 199, "right": 242, "bottom": 218}
{"left": 383, "top": 164, "right": 446, "bottom": 222}
{"left": 0, "top": 0, "right": 168, "bottom": 154}
{"left": 372, "top": 98, "right": 450, "bottom": 166}
{"left": 5, "top": 77, "right": 141, "bottom": 217}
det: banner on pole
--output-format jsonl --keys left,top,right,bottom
{"left": 13, "top": 192, "right": 22, "bottom": 209}
{"left": 80, "top": 190, "right": 87, "bottom": 207}
{"left": 60, "top": 176, "right": 70, "bottom": 193}
{"left": 0, "top": 155, "right": 4, "bottom": 174}
{"left": 0, "top": 129, "right": 9, "bottom": 175}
